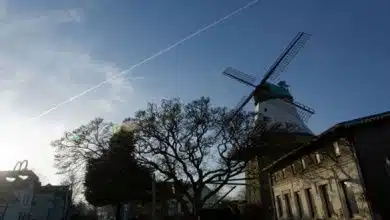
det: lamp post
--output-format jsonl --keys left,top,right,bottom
{"left": 152, "top": 173, "right": 156, "bottom": 220}
{"left": 5, "top": 160, "right": 29, "bottom": 182}
{"left": 3, "top": 160, "right": 31, "bottom": 220}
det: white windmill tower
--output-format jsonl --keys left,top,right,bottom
{"left": 222, "top": 32, "right": 315, "bottom": 143}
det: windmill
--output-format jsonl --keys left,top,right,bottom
{"left": 223, "top": 32, "right": 314, "bottom": 137}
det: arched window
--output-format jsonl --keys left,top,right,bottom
{"left": 385, "top": 157, "right": 390, "bottom": 177}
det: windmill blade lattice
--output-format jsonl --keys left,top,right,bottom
{"left": 223, "top": 67, "right": 257, "bottom": 87}
{"left": 232, "top": 95, "right": 254, "bottom": 117}
{"left": 265, "top": 32, "right": 311, "bottom": 83}
{"left": 283, "top": 100, "right": 315, "bottom": 123}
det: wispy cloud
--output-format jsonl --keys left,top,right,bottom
{"left": 0, "top": 0, "right": 259, "bottom": 183}
{"left": 0, "top": 0, "right": 7, "bottom": 20}
{"left": 0, "top": 4, "right": 138, "bottom": 182}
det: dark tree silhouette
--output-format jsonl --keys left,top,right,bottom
{"left": 130, "top": 97, "right": 256, "bottom": 215}
{"left": 84, "top": 130, "right": 152, "bottom": 220}
{"left": 51, "top": 118, "right": 115, "bottom": 185}
{"left": 69, "top": 202, "right": 97, "bottom": 220}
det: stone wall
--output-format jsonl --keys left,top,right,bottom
{"left": 271, "top": 139, "right": 372, "bottom": 220}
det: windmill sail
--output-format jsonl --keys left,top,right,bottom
{"left": 262, "top": 32, "right": 311, "bottom": 83}
{"left": 223, "top": 67, "right": 257, "bottom": 87}
{"left": 291, "top": 100, "right": 315, "bottom": 122}
{"left": 224, "top": 32, "right": 312, "bottom": 118}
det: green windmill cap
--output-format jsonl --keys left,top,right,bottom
{"left": 253, "top": 81, "right": 294, "bottom": 104}
{"left": 266, "top": 81, "right": 292, "bottom": 97}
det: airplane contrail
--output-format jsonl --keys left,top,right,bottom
{"left": 29, "top": 0, "right": 260, "bottom": 121}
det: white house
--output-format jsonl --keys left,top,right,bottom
{"left": 0, "top": 170, "right": 71, "bottom": 220}
{"left": 0, "top": 170, "right": 39, "bottom": 220}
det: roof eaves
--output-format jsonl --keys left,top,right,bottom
{"left": 260, "top": 111, "right": 390, "bottom": 173}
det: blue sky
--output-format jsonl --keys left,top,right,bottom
{"left": 1, "top": 0, "right": 389, "bottom": 183}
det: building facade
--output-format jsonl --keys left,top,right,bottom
{"left": 259, "top": 111, "right": 390, "bottom": 220}
{"left": 271, "top": 139, "right": 371, "bottom": 219}
{"left": 0, "top": 170, "right": 40, "bottom": 220}
{"left": 0, "top": 170, "right": 71, "bottom": 220}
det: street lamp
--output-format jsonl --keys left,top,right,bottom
{"left": 2, "top": 160, "right": 30, "bottom": 219}
{"left": 5, "top": 160, "right": 29, "bottom": 182}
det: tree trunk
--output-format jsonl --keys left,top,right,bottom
{"left": 179, "top": 199, "right": 190, "bottom": 216}
{"left": 193, "top": 192, "right": 203, "bottom": 217}
{"left": 116, "top": 203, "right": 122, "bottom": 220}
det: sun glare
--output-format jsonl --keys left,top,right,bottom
{"left": 0, "top": 115, "right": 64, "bottom": 175}
{"left": 0, "top": 121, "right": 31, "bottom": 170}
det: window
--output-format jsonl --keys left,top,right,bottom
{"left": 294, "top": 191, "right": 303, "bottom": 218}
{"left": 255, "top": 104, "right": 260, "bottom": 112}
{"left": 272, "top": 174, "right": 277, "bottom": 183}
{"left": 276, "top": 196, "right": 283, "bottom": 217}
{"left": 18, "top": 212, "right": 26, "bottom": 220}
{"left": 304, "top": 155, "right": 315, "bottom": 167}
{"left": 23, "top": 195, "right": 29, "bottom": 205}
{"left": 291, "top": 164, "right": 296, "bottom": 174}
{"left": 385, "top": 157, "right": 390, "bottom": 176}
{"left": 334, "top": 141, "right": 341, "bottom": 156}
{"left": 315, "top": 152, "right": 322, "bottom": 164}
{"left": 275, "top": 171, "right": 283, "bottom": 182}
{"left": 301, "top": 158, "right": 306, "bottom": 169}
{"left": 341, "top": 181, "right": 359, "bottom": 217}
{"left": 285, "top": 166, "right": 293, "bottom": 177}
{"left": 319, "top": 184, "right": 333, "bottom": 217}
{"left": 305, "top": 188, "right": 316, "bottom": 218}
{"left": 294, "top": 160, "right": 304, "bottom": 173}
{"left": 284, "top": 193, "right": 293, "bottom": 218}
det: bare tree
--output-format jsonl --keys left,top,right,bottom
{"left": 52, "top": 118, "right": 115, "bottom": 188}
{"left": 131, "top": 97, "right": 255, "bottom": 215}
{"left": 60, "top": 171, "right": 83, "bottom": 202}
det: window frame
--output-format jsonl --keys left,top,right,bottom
{"left": 305, "top": 188, "right": 316, "bottom": 218}
{"left": 294, "top": 191, "right": 303, "bottom": 218}
{"left": 319, "top": 184, "right": 333, "bottom": 218}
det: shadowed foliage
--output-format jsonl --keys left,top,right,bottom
{"left": 51, "top": 118, "right": 115, "bottom": 186}
{"left": 84, "top": 130, "right": 152, "bottom": 219}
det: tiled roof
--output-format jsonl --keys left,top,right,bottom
{"left": 260, "top": 110, "right": 390, "bottom": 172}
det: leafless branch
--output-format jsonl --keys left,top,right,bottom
{"left": 132, "top": 97, "right": 254, "bottom": 214}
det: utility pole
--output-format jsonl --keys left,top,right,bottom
{"left": 152, "top": 173, "right": 156, "bottom": 220}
